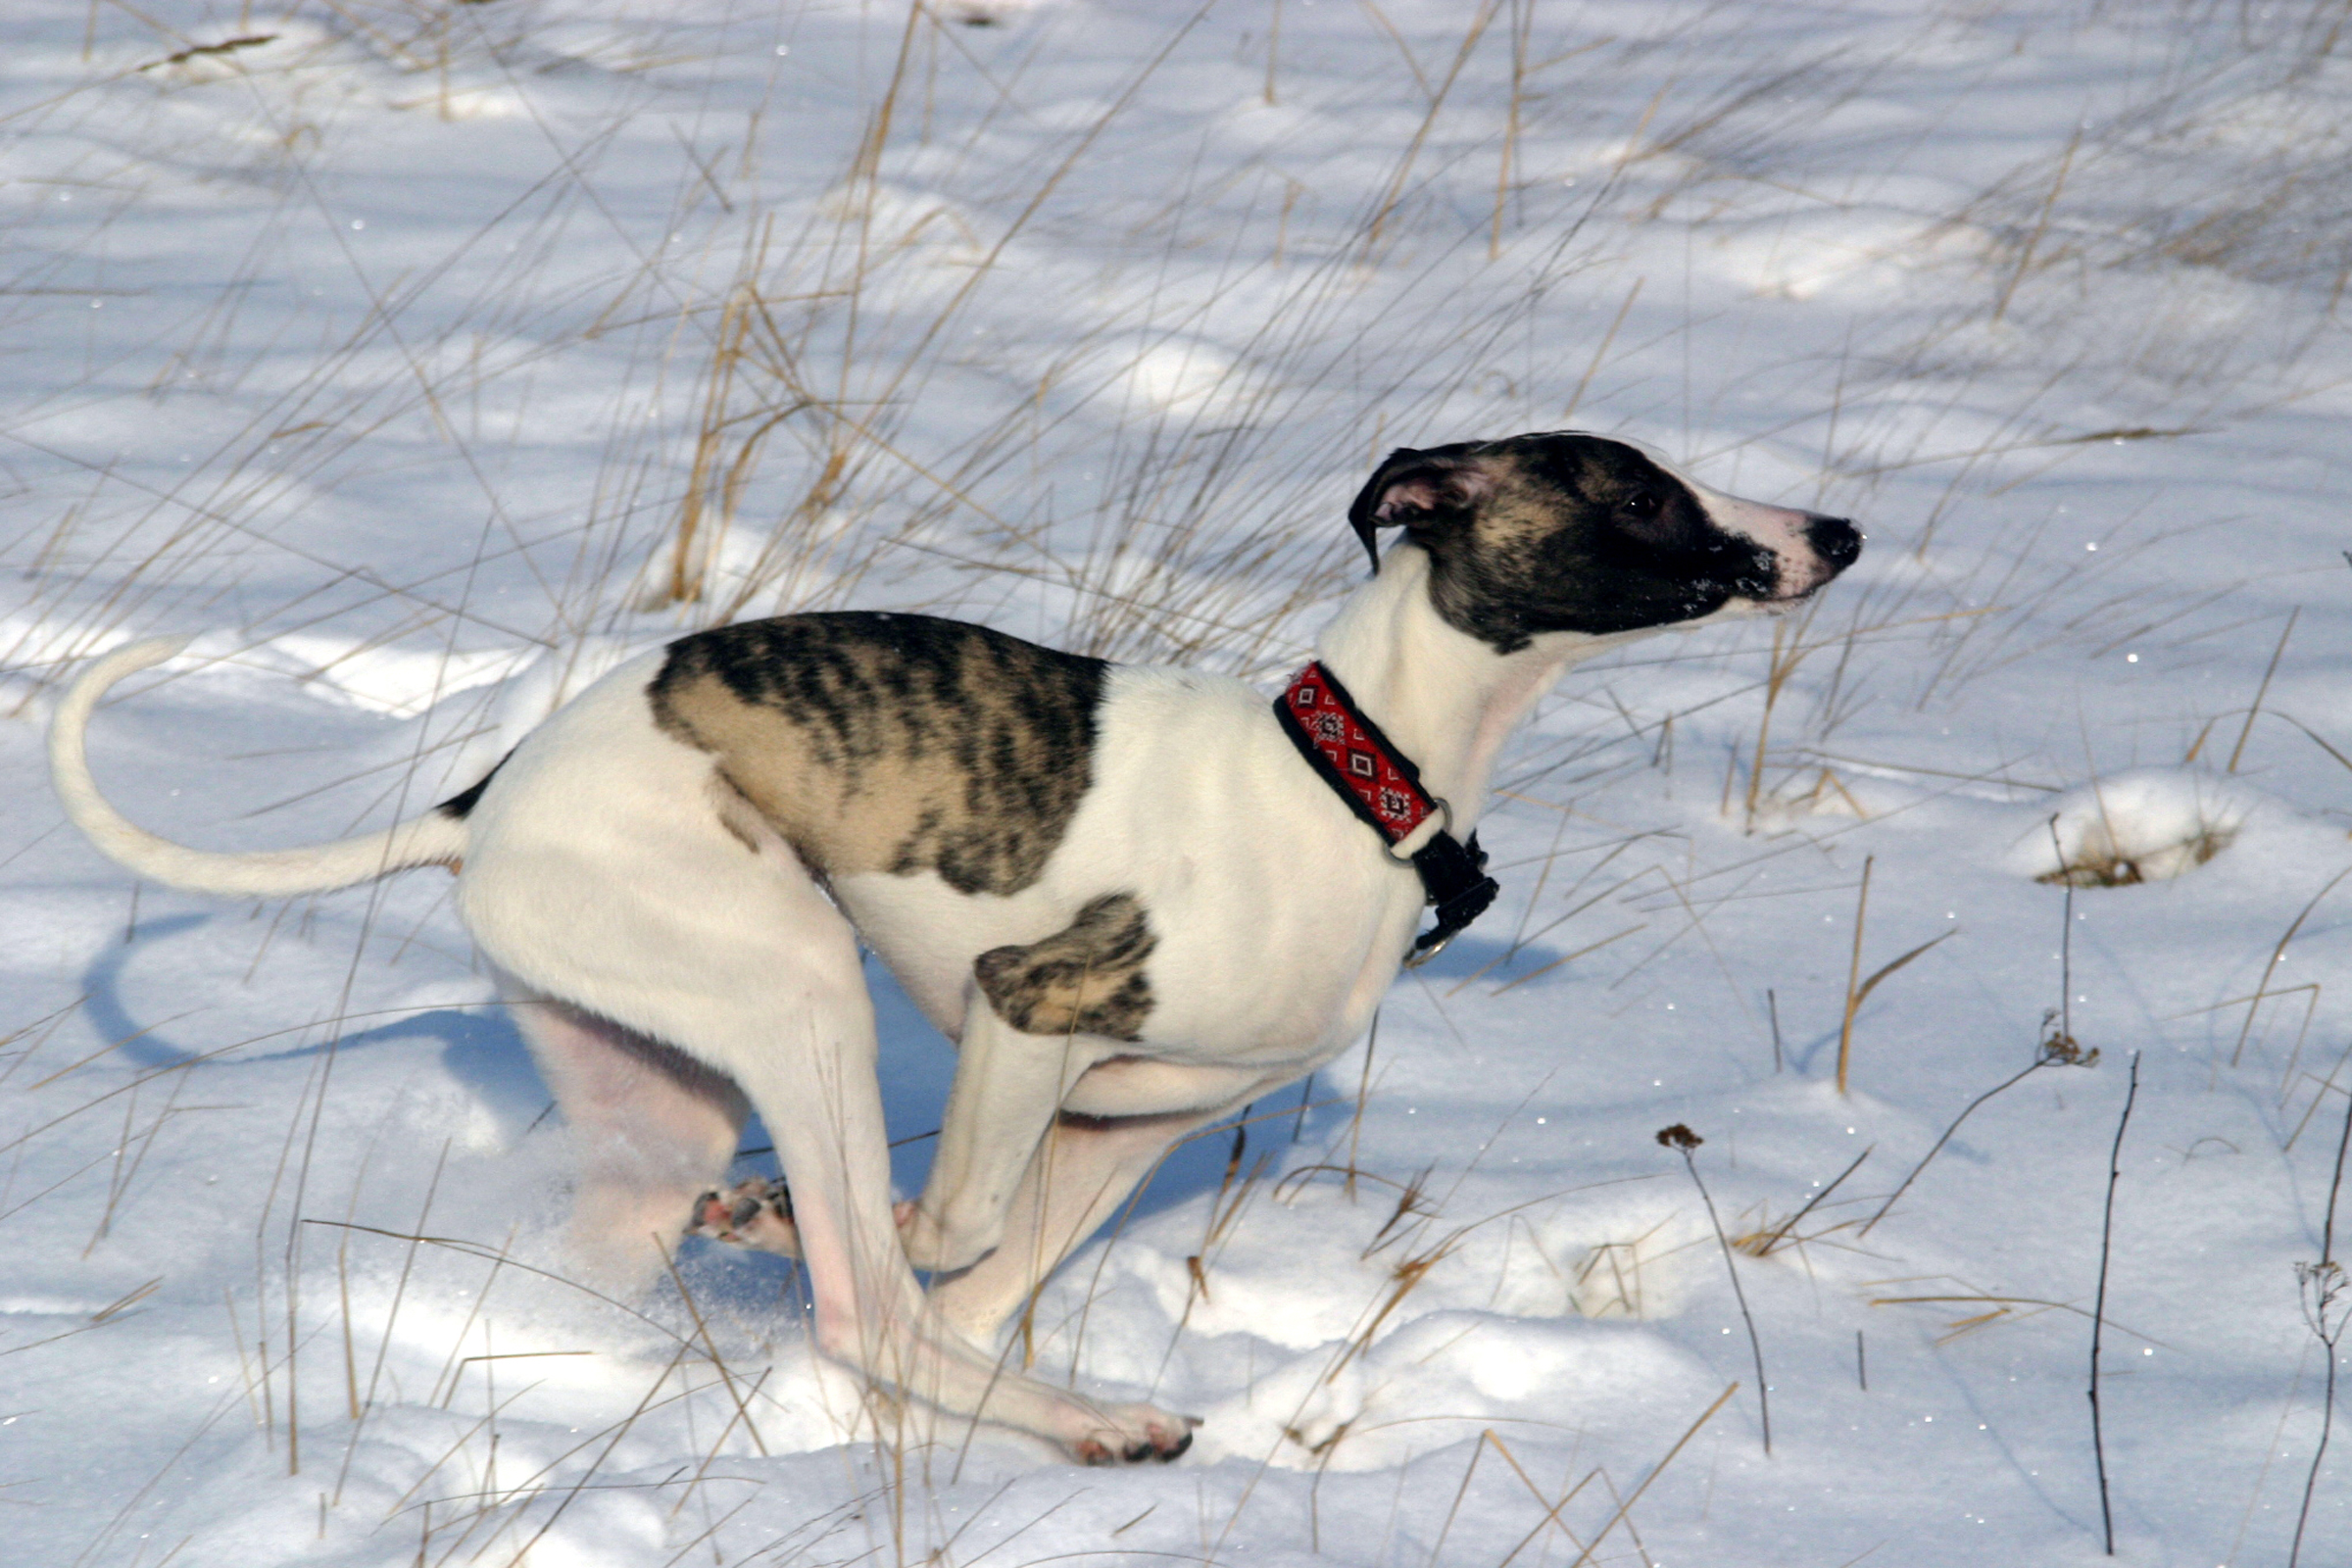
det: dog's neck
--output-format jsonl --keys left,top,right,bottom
{"left": 1311, "top": 548, "right": 1621, "bottom": 833}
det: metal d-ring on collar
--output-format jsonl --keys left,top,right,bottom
{"left": 1390, "top": 799, "right": 1487, "bottom": 970}
{"left": 1273, "top": 662, "right": 1501, "bottom": 966}
{"left": 1403, "top": 933, "right": 1458, "bottom": 968}
{"left": 1396, "top": 819, "right": 1498, "bottom": 967}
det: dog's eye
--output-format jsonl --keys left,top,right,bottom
{"left": 1618, "top": 491, "right": 1662, "bottom": 520}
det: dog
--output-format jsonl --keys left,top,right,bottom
{"left": 49, "top": 432, "right": 1858, "bottom": 1463}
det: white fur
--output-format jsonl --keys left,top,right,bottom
{"left": 1686, "top": 479, "right": 1841, "bottom": 596}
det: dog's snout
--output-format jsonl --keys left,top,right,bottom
{"left": 1807, "top": 514, "right": 1861, "bottom": 572}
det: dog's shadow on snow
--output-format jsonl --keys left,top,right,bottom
{"left": 80, "top": 915, "right": 1248, "bottom": 1227}
{"left": 80, "top": 914, "right": 550, "bottom": 1140}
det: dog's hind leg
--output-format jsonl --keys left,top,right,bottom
{"left": 699, "top": 974, "right": 1192, "bottom": 1460}
{"left": 503, "top": 981, "right": 749, "bottom": 1295}
{"left": 549, "top": 922, "right": 1193, "bottom": 1461}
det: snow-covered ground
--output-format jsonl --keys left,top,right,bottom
{"left": 7, "top": 1, "right": 2352, "bottom": 1563}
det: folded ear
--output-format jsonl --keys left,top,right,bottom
{"left": 1347, "top": 445, "right": 1493, "bottom": 574}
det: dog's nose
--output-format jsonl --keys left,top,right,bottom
{"left": 1807, "top": 514, "right": 1861, "bottom": 571}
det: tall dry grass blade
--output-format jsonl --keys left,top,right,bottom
{"left": 331, "top": 1141, "right": 452, "bottom": 1506}
{"left": 1744, "top": 1144, "right": 1871, "bottom": 1257}
{"left": 1562, "top": 277, "right": 1641, "bottom": 425}
{"left": 1422, "top": 1431, "right": 1492, "bottom": 1566}
{"left": 1558, "top": 1382, "right": 1739, "bottom": 1568}
{"left": 2227, "top": 606, "right": 2299, "bottom": 773}
{"left": 2233, "top": 866, "right": 2352, "bottom": 1066}
{"left": 660, "top": 1244, "right": 770, "bottom": 1457}
{"left": 1361, "top": 0, "right": 1501, "bottom": 251}
{"left": 1990, "top": 124, "right": 2082, "bottom": 325}
{"left": 1480, "top": 1429, "right": 1595, "bottom": 1561}
{"left": 1263, "top": 0, "right": 1282, "bottom": 105}
{"left": 487, "top": 1345, "right": 694, "bottom": 1568}
{"left": 1831, "top": 874, "right": 1959, "bottom": 1093}
{"left": 1742, "top": 616, "right": 1817, "bottom": 831}
{"left": 1489, "top": 0, "right": 1531, "bottom": 261}
{"left": 1835, "top": 856, "right": 1872, "bottom": 1096}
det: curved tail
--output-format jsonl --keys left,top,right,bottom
{"left": 49, "top": 638, "right": 471, "bottom": 898}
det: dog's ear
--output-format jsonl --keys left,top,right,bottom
{"left": 1347, "top": 446, "right": 1493, "bottom": 574}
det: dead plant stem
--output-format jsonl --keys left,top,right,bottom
{"left": 2089, "top": 1053, "right": 2139, "bottom": 1556}
{"left": 2288, "top": 1065, "right": 2352, "bottom": 1568}
{"left": 1860, "top": 1044, "right": 2079, "bottom": 1240}
{"left": 1659, "top": 1126, "right": 1769, "bottom": 1454}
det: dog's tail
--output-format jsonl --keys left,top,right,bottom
{"left": 49, "top": 637, "right": 472, "bottom": 898}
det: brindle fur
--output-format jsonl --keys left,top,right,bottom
{"left": 1349, "top": 434, "right": 1783, "bottom": 653}
{"left": 973, "top": 893, "right": 1156, "bottom": 1040}
{"left": 649, "top": 613, "right": 1107, "bottom": 896}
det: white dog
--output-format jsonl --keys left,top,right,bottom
{"left": 50, "top": 432, "right": 1858, "bottom": 1462}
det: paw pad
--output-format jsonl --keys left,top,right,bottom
{"left": 689, "top": 1177, "right": 792, "bottom": 1245}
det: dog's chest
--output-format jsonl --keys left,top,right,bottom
{"left": 835, "top": 665, "right": 1425, "bottom": 1062}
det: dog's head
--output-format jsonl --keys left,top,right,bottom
{"left": 1348, "top": 432, "right": 1860, "bottom": 652}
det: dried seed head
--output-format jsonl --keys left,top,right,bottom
{"left": 1655, "top": 1123, "right": 1703, "bottom": 1152}
{"left": 2037, "top": 1011, "right": 2099, "bottom": 1067}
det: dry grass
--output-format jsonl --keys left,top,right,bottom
{"left": 10, "top": 1, "right": 2352, "bottom": 1563}
{"left": 2036, "top": 819, "right": 2235, "bottom": 888}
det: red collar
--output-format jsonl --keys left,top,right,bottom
{"left": 1274, "top": 662, "right": 1498, "bottom": 964}
{"left": 1279, "top": 662, "right": 1443, "bottom": 844}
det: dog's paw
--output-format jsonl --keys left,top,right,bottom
{"left": 688, "top": 1178, "right": 801, "bottom": 1257}
{"left": 1071, "top": 1406, "right": 1200, "bottom": 1466}
{"left": 896, "top": 1202, "right": 1000, "bottom": 1273}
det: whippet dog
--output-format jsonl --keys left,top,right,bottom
{"left": 50, "top": 432, "right": 1859, "bottom": 1462}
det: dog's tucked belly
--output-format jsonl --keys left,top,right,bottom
{"left": 1060, "top": 1055, "right": 1268, "bottom": 1118}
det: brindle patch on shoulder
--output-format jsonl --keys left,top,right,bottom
{"left": 648, "top": 612, "right": 1107, "bottom": 896}
{"left": 973, "top": 894, "right": 1155, "bottom": 1041}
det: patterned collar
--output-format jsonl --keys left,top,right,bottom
{"left": 1273, "top": 662, "right": 1499, "bottom": 965}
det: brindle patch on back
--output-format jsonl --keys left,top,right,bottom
{"left": 973, "top": 893, "right": 1156, "bottom": 1040}
{"left": 649, "top": 613, "right": 1107, "bottom": 896}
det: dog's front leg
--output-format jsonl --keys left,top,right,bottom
{"left": 927, "top": 1093, "right": 1257, "bottom": 1346}
{"left": 903, "top": 1003, "right": 1107, "bottom": 1274}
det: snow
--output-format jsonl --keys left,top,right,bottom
{"left": 2013, "top": 769, "right": 2252, "bottom": 887}
{"left": 6, "top": 1, "right": 2352, "bottom": 1564}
